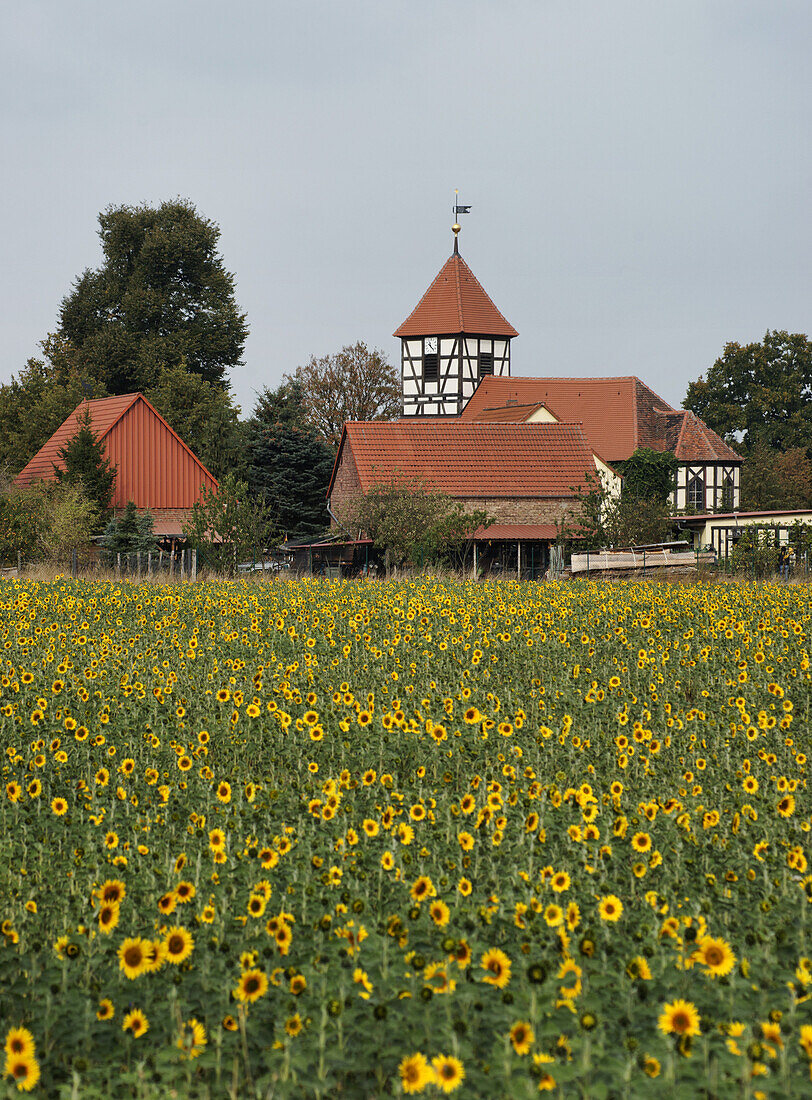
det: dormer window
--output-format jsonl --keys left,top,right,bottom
{"left": 424, "top": 337, "right": 439, "bottom": 382}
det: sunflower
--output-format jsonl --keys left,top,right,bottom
{"left": 176, "top": 881, "right": 196, "bottom": 903}
{"left": 118, "top": 937, "right": 150, "bottom": 979}
{"left": 4, "top": 1055, "right": 40, "bottom": 1092}
{"left": 164, "top": 926, "right": 194, "bottom": 965}
{"left": 158, "top": 892, "right": 177, "bottom": 915}
{"left": 96, "top": 999, "right": 114, "bottom": 1021}
{"left": 100, "top": 880, "right": 126, "bottom": 905}
{"left": 626, "top": 956, "right": 652, "bottom": 980}
{"left": 431, "top": 1053, "right": 464, "bottom": 1093}
{"left": 658, "top": 999, "right": 701, "bottom": 1037}
{"left": 642, "top": 1056, "right": 661, "bottom": 1077}
{"left": 410, "top": 875, "right": 436, "bottom": 902}
{"left": 234, "top": 968, "right": 268, "bottom": 1003}
{"left": 98, "top": 904, "right": 120, "bottom": 934}
{"left": 429, "top": 901, "right": 450, "bottom": 928}
{"left": 216, "top": 781, "right": 232, "bottom": 804}
{"left": 176, "top": 1018, "right": 207, "bottom": 1059}
{"left": 631, "top": 832, "right": 652, "bottom": 853}
{"left": 4, "top": 1029, "right": 35, "bottom": 1060}
{"left": 399, "top": 1052, "right": 434, "bottom": 1094}
{"left": 695, "top": 935, "right": 736, "bottom": 978}
{"left": 122, "top": 1008, "right": 149, "bottom": 1038}
{"left": 544, "top": 904, "right": 563, "bottom": 928}
{"left": 481, "top": 948, "right": 512, "bottom": 989}
{"left": 289, "top": 974, "right": 307, "bottom": 995}
{"left": 247, "top": 894, "right": 267, "bottom": 918}
{"left": 285, "top": 1013, "right": 303, "bottom": 1037}
{"left": 598, "top": 894, "right": 623, "bottom": 922}
{"left": 777, "top": 795, "right": 795, "bottom": 817}
{"left": 551, "top": 871, "right": 570, "bottom": 893}
{"left": 50, "top": 797, "right": 68, "bottom": 816}
{"left": 509, "top": 1021, "right": 535, "bottom": 1055}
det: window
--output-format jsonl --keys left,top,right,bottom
{"left": 722, "top": 471, "right": 735, "bottom": 510}
{"left": 423, "top": 337, "right": 438, "bottom": 382}
{"left": 423, "top": 353, "right": 439, "bottom": 382}
{"left": 687, "top": 473, "right": 704, "bottom": 510}
{"left": 478, "top": 352, "right": 493, "bottom": 378}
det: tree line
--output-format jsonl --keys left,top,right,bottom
{"left": 1, "top": 198, "right": 811, "bottom": 567}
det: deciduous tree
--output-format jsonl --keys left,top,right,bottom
{"left": 684, "top": 331, "right": 812, "bottom": 454}
{"left": 348, "top": 475, "right": 489, "bottom": 574}
{"left": 740, "top": 442, "right": 812, "bottom": 510}
{"left": 182, "top": 473, "right": 276, "bottom": 576}
{"left": 285, "top": 342, "right": 400, "bottom": 449}
{"left": 58, "top": 199, "right": 248, "bottom": 393}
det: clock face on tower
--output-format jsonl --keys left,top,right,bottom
{"left": 424, "top": 337, "right": 437, "bottom": 355}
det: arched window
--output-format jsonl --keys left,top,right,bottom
{"left": 688, "top": 473, "right": 704, "bottom": 510}
{"left": 721, "top": 471, "right": 735, "bottom": 510}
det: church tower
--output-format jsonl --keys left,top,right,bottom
{"left": 393, "top": 223, "right": 518, "bottom": 417}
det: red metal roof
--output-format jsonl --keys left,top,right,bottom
{"left": 14, "top": 393, "right": 219, "bottom": 508}
{"left": 393, "top": 251, "right": 518, "bottom": 339}
{"left": 330, "top": 420, "right": 598, "bottom": 499}
{"left": 460, "top": 376, "right": 741, "bottom": 463}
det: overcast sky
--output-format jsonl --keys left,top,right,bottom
{"left": 2, "top": 1, "right": 810, "bottom": 416}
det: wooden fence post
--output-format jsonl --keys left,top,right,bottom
{"left": 192, "top": 549, "right": 197, "bottom": 581}
{"left": 116, "top": 553, "right": 121, "bottom": 577}
{"left": 147, "top": 551, "right": 152, "bottom": 578}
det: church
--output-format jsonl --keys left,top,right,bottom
{"left": 326, "top": 219, "right": 740, "bottom": 573}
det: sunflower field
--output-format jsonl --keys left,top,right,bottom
{"left": 0, "top": 575, "right": 810, "bottom": 1098}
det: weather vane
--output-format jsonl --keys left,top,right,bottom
{"left": 452, "top": 189, "right": 471, "bottom": 251}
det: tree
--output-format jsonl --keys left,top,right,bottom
{"left": 0, "top": 481, "right": 98, "bottom": 563}
{"left": 145, "top": 362, "right": 245, "bottom": 481}
{"left": 0, "top": 353, "right": 106, "bottom": 476}
{"left": 285, "top": 341, "right": 400, "bottom": 449}
{"left": 348, "top": 475, "right": 489, "bottom": 574}
{"left": 53, "top": 405, "right": 117, "bottom": 527}
{"left": 246, "top": 381, "right": 335, "bottom": 540}
{"left": 57, "top": 199, "right": 248, "bottom": 393}
{"left": 684, "top": 331, "right": 812, "bottom": 454}
{"left": 100, "top": 501, "right": 158, "bottom": 565}
{"left": 567, "top": 472, "right": 674, "bottom": 552}
{"left": 182, "top": 473, "right": 276, "bottom": 576}
{"left": 618, "top": 448, "right": 680, "bottom": 505}
{"left": 740, "top": 442, "right": 812, "bottom": 511}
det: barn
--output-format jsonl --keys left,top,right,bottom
{"left": 14, "top": 393, "right": 218, "bottom": 538}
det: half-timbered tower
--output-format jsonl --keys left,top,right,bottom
{"left": 393, "top": 230, "right": 518, "bottom": 417}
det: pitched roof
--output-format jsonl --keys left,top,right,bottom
{"left": 15, "top": 394, "right": 143, "bottom": 485}
{"left": 464, "top": 402, "right": 549, "bottom": 423}
{"left": 14, "top": 393, "right": 219, "bottom": 508}
{"left": 393, "top": 251, "right": 518, "bottom": 339}
{"left": 330, "top": 420, "right": 598, "bottom": 499}
{"left": 460, "top": 376, "right": 741, "bottom": 463}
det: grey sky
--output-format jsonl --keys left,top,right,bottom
{"left": 2, "top": 1, "right": 811, "bottom": 416}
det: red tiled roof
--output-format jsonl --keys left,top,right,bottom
{"left": 465, "top": 402, "right": 549, "bottom": 423}
{"left": 393, "top": 251, "right": 518, "bottom": 339}
{"left": 460, "top": 376, "right": 741, "bottom": 463}
{"left": 330, "top": 421, "right": 598, "bottom": 499}
{"left": 668, "top": 410, "right": 741, "bottom": 462}
{"left": 473, "top": 523, "right": 560, "bottom": 541}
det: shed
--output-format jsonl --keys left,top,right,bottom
{"left": 14, "top": 393, "right": 218, "bottom": 537}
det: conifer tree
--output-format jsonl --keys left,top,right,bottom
{"left": 54, "top": 406, "right": 116, "bottom": 527}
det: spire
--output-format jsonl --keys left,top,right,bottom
{"left": 393, "top": 250, "right": 518, "bottom": 339}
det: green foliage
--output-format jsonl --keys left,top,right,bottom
{"left": 684, "top": 330, "right": 812, "bottom": 454}
{"left": 286, "top": 341, "right": 400, "bottom": 448}
{"left": 182, "top": 473, "right": 276, "bottom": 576}
{"left": 54, "top": 406, "right": 117, "bottom": 527}
{"left": 0, "top": 353, "right": 106, "bottom": 476}
{"left": 348, "top": 475, "right": 489, "bottom": 572}
{"left": 569, "top": 472, "right": 674, "bottom": 551}
{"left": 618, "top": 448, "right": 680, "bottom": 505}
{"left": 246, "top": 382, "right": 335, "bottom": 539}
{"left": 145, "top": 362, "right": 244, "bottom": 481}
{"left": 740, "top": 441, "right": 812, "bottom": 510}
{"left": 58, "top": 199, "right": 248, "bottom": 393}
{"left": 100, "top": 502, "right": 158, "bottom": 565}
{"left": 0, "top": 481, "right": 98, "bottom": 562}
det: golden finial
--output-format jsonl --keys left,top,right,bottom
{"left": 452, "top": 190, "right": 470, "bottom": 252}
